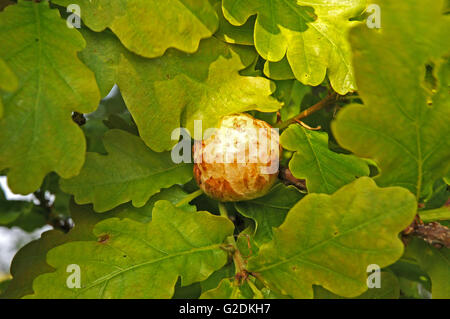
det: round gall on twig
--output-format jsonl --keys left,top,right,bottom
{"left": 193, "top": 113, "right": 280, "bottom": 202}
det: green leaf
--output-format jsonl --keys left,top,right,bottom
{"left": 118, "top": 39, "right": 280, "bottom": 151}
{"left": 397, "top": 277, "right": 431, "bottom": 299}
{"left": 212, "top": 0, "right": 254, "bottom": 46}
{"left": 0, "top": 0, "right": 100, "bottom": 194}
{"left": 314, "top": 272, "right": 400, "bottom": 299}
{"left": 0, "top": 57, "right": 18, "bottom": 117}
{"left": 172, "top": 279, "right": 202, "bottom": 299}
{"left": 0, "top": 57, "right": 18, "bottom": 93}
{"left": 0, "top": 188, "right": 46, "bottom": 232}
{"left": 27, "top": 200, "right": 234, "bottom": 298}
{"left": 247, "top": 177, "right": 417, "bottom": 298}
{"left": 281, "top": 125, "right": 369, "bottom": 194}
{"left": 422, "top": 179, "right": 450, "bottom": 210}
{"left": 332, "top": 0, "right": 450, "bottom": 199}
{"left": 60, "top": 129, "right": 193, "bottom": 212}
{"left": 1, "top": 186, "right": 193, "bottom": 299}
{"left": 235, "top": 184, "right": 304, "bottom": 245}
{"left": 273, "top": 80, "right": 311, "bottom": 122}
{"left": 0, "top": 277, "right": 11, "bottom": 296}
{"left": 79, "top": 31, "right": 281, "bottom": 151}
{"left": 200, "top": 263, "right": 235, "bottom": 293}
{"left": 2, "top": 202, "right": 105, "bottom": 299}
{"left": 420, "top": 207, "right": 450, "bottom": 223}
{"left": 406, "top": 238, "right": 450, "bottom": 298}
{"left": 107, "top": 185, "right": 197, "bottom": 224}
{"left": 388, "top": 258, "right": 431, "bottom": 291}
{"left": 263, "top": 56, "right": 295, "bottom": 81}
{"left": 53, "top": 0, "right": 218, "bottom": 58}
{"left": 0, "top": 188, "right": 32, "bottom": 224}
{"left": 78, "top": 29, "right": 125, "bottom": 98}
{"left": 200, "top": 278, "right": 256, "bottom": 299}
{"left": 82, "top": 88, "right": 134, "bottom": 154}
{"left": 222, "top": 0, "right": 366, "bottom": 94}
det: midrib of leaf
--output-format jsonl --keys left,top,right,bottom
{"left": 252, "top": 209, "right": 393, "bottom": 273}
{"left": 73, "top": 243, "right": 224, "bottom": 296}
{"left": 79, "top": 163, "right": 189, "bottom": 187}
{"left": 103, "top": 224, "right": 170, "bottom": 255}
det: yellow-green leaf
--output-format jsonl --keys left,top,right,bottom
{"left": 406, "top": 238, "right": 450, "bottom": 298}
{"left": 314, "top": 272, "right": 400, "bottom": 299}
{"left": 116, "top": 37, "right": 281, "bottom": 151}
{"left": 53, "top": 0, "right": 219, "bottom": 58}
{"left": 281, "top": 125, "right": 369, "bottom": 194}
{"left": 332, "top": 0, "right": 450, "bottom": 199}
{"left": 222, "top": 0, "right": 366, "bottom": 94}
{"left": 27, "top": 201, "right": 234, "bottom": 298}
{"left": 248, "top": 177, "right": 416, "bottom": 298}
{"left": 0, "top": 0, "right": 100, "bottom": 194}
{"left": 60, "top": 129, "right": 193, "bottom": 212}
{"left": 2, "top": 186, "right": 194, "bottom": 299}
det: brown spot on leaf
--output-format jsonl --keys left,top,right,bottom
{"left": 97, "top": 234, "right": 110, "bottom": 244}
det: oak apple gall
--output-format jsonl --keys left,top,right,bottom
{"left": 193, "top": 113, "right": 280, "bottom": 202}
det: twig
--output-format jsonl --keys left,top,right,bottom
{"left": 403, "top": 215, "right": 450, "bottom": 248}
{"left": 275, "top": 92, "right": 338, "bottom": 130}
{"left": 278, "top": 167, "right": 307, "bottom": 191}
{"left": 411, "top": 222, "right": 450, "bottom": 248}
{"left": 219, "top": 203, "right": 249, "bottom": 284}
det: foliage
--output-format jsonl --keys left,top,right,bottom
{"left": 0, "top": 0, "right": 448, "bottom": 299}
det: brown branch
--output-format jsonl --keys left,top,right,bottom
{"left": 278, "top": 167, "right": 307, "bottom": 191}
{"left": 403, "top": 215, "right": 450, "bottom": 248}
{"left": 411, "top": 222, "right": 450, "bottom": 248}
{"left": 275, "top": 92, "right": 338, "bottom": 130}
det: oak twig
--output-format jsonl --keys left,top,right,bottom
{"left": 278, "top": 167, "right": 307, "bottom": 191}
{"left": 275, "top": 92, "right": 338, "bottom": 130}
{"left": 403, "top": 214, "right": 450, "bottom": 248}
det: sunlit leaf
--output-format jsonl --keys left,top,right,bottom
{"left": 60, "top": 130, "right": 193, "bottom": 212}
{"left": 281, "top": 125, "right": 369, "bottom": 194}
{"left": 0, "top": 0, "right": 100, "bottom": 194}
{"left": 248, "top": 177, "right": 416, "bottom": 298}
{"left": 222, "top": 0, "right": 366, "bottom": 94}
{"left": 53, "top": 0, "right": 218, "bottom": 58}
{"left": 28, "top": 201, "right": 234, "bottom": 298}
{"left": 332, "top": 0, "right": 450, "bottom": 199}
